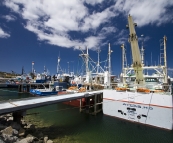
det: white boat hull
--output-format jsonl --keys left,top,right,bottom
{"left": 102, "top": 89, "right": 173, "bottom": 130}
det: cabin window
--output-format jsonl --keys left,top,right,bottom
{"left": 145, "top": 78, "right": 158, "bottom": 82}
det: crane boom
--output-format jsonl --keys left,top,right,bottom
{"left": 127, "top": 15, "right": 145, "bottom": 87}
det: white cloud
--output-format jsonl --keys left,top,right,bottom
{"left": 0, "top": 28, "right": 10, "bottom": 38}
{"left": 3, "top": 0, "right": 20, "bottom": 12}
{"left": 82, "top": 0, "right": 104, "bottom": 6}
{"left": 115, "top": 37, "right": 128, "bottom": 45}
{"left": 83, "top": 36, "right": 104, "bottom": 49}
{"left": 3, "top": 0, "right": 173, "bottom": 50}
{"left": 101, "top": 27, "right": 117, "bottom": 34}
{"left": 3, "top": 0, "right": 117, "bottom": 50}
{"left": 3, "top": 15, "right": 16, "bottom": 22}
{"left": 114, "top": 0, "right": 173, "bottom": 26}
{"left": 138, "top": 36, "right": 150, "bottom": 43}
{"left": 81, "top": 7, "right": 117, "bottom": 32}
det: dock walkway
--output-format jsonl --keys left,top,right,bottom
{"left": 0, "top": 91, "right": 102, "bottom": 115}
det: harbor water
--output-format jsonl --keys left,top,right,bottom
{"left": 0, "top": 88, "right": 173, "bottom": 143}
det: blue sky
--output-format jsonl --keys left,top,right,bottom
{"left": 0, "top": 0, "right": 173, "bottom": 76}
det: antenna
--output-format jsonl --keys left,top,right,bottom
{"left": 97, "top": 48, "right": 101, "bottom": 73}
{"left": 32, "top": 61, "right": 34, "bottom": 73}
{"left": 57, "top": 52, "right": 63, "bottom": 74}
{"left": 141, "top": 34, "right": 145, "bottom": 66}
{"left": 151, "top": 52, "right": 152, "bottom": 66}
{"left": 163, "top": 35, "right": 168, "bottom": 83}
{"left": 67, "top": 61, "right": 70, "bottom": 74}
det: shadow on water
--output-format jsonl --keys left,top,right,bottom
{"left": 26, "top": 103, "right": 173, "bottom": 143}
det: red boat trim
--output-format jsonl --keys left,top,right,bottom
{"left": 103, "top": 98, "right": 173, "bottom": 108}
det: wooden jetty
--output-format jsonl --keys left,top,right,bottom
{"left": 0, "top": 91, "right": 103, "bottom": 121}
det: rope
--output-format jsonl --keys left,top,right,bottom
{"left": 145, "top": 92, "right": 154, "bottom": 124}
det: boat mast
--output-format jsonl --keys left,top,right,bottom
{"left": 86, "top": 46, "right": 89, "bottom": 73}
{"left": 121, "top": 44, "right": 126, "bottom": 84}
{"left": 97, "top": 49, "right": 101, "bottom": 74}
{"left": 108, "top": 43, "right": 112, "bottom": 87}
{"left": 57, "top": 56, "right": 60, "bottom": 74}
{"left": 163, "top": 35, "right": 168, "bottom": 83}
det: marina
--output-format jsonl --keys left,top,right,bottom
{"left": 0, "top": 1, "right": 173, "bottom": 142}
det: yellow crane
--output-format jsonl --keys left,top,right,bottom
{"left": 126, "top": 15, "right": 145, "bottom": 88}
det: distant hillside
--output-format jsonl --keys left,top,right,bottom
{"left": 0, "top": 71, "right": 20, "bottom": 78}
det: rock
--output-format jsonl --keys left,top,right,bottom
{"left": 21, "top": 120, "right": 27, "bottom": 126}
{"left": 1, "top": 126, "right": 19, "bottom": 143}
{"left": 26, "top": 134, "right": 34, "bottom": 138}
{"left": 7, "top": 116, "right": 13, "bottom": 121}
{"left": 13, "top": 129, "right": 18, "bottom": 135}
{"left": 18, "top": 128, "right": 25, "bottom": 137}
{"left": 0, "top": 137, "right": 5, "bottom": 143}
{"left": 5, "top": 114, "right": 12, "bottom": 118}
{"left": 1, "top": 126, "right": 13, "bottom": 136}
{"left": 11, "top": 122, "right": 21, "bottom": 130}
{"left": 26, "top": 124, "right": 35, "bottom": 130}
{"left": 44, "top": 136, "right": 48, "bottom": 143}
{"left": 17, "top": 137, "right": 34, "bottom": 143}
{"left": 2, "top": 134, "right": 18, "bottom": 143}
{"left": 47, "top": 140, "right": 53, "bottom": 143}
{"left": 26, "top": 134, "right": 39, "bottom": 142}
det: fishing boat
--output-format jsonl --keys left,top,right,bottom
{"left": 102, "top": 15, "right": 173, "bottom": 130}
{"left": 29, "top": 81, "right": 58, "bottom": 96}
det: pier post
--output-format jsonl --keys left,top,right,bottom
{"left": 85, "top": 97, "right": 90, "bottom": 113}
{"left": 90, "top": 92, "right": 103, "bottom": 115}
{"left": 27, "top": 85, "right": 30, "bottom": 92}
{"left": 18, "top": 85, "right": 21, "bottom": 92}
{"left": 12, "top": 110, "right": 26, "bottom": 123}
{"left": 84, "top": 93, "right": 90, "bottom": 113}
{"left": 21, "top": 84, "right": 23, "bottom": 92}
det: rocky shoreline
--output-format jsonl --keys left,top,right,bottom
{"left": 0, "top": 113, "right": 53, "bottom": 143}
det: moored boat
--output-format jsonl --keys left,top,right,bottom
{"left": 102, "top": 15, "right": 173, "bottom": 130}
{"left": 29, "top": 81, "right": 58, "bottom": 96}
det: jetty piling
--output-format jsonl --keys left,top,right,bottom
{"left": 80, "top": 92, "right": 103, "bottom": 115}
